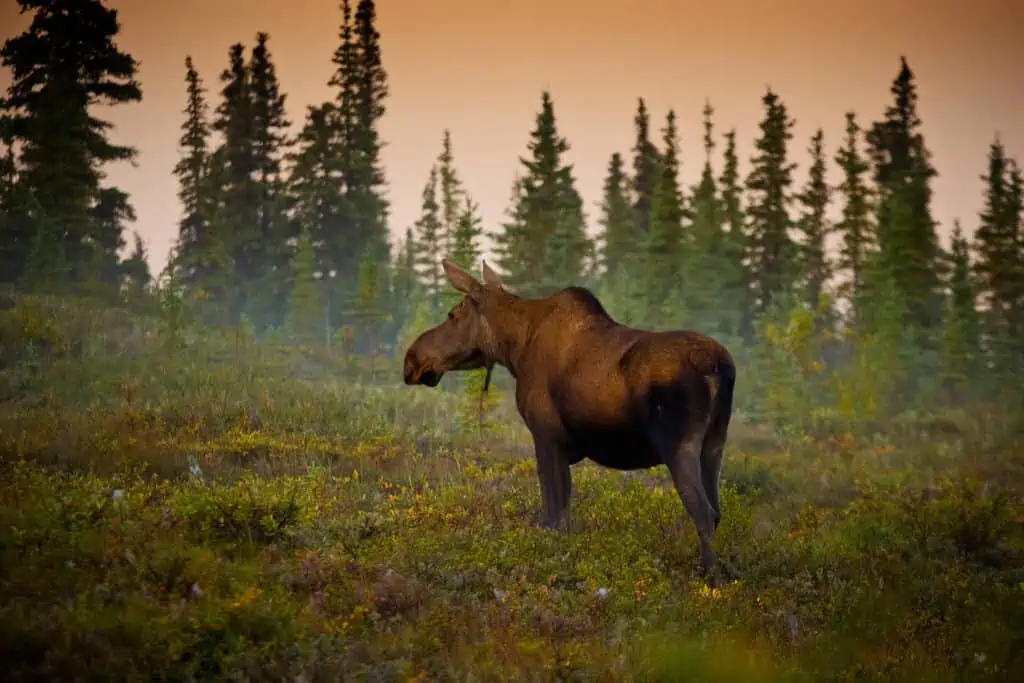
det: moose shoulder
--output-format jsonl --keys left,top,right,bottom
{"left": 403, "top": 258, "right": 737, "bottom": 583}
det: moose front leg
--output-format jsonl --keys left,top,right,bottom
{"left": 533, "top": 436, "right": 572, "bottom": 532}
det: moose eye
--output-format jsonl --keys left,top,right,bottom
{"left": 447, "top": 311, "right": 455, "bottom": 321}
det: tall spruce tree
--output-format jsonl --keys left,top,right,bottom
{"left": 436, "top": 129, "right": 465, "bottom": 255}
{"left": 941, "top": 220, "right": 980, "bottom": 401}
{"left": 247, "top": 32, "right": 293, "bottom": 330}
{"left": 834, "top": 111, "right": 874, "bottom": 322}
{"left": 349, "top": 0, "right": 390, "bottom": 266}
{"left": 745, "top": 87, "right": 798, "bottom": 318}
{"left": 450, "top": 195, "right": 484, "bottom": 270}
{"left": 1, "top": 0, "right": 142, "bottom": 288}
{"left": 795, "top": 128, "right": 832, "bottom": 312}
{"left": 170, "top": 57, "right": 220, "bottom": 293}
{"left": 646, "top": 109, "right": 686, "bottom": 326}
{"left": 631, "top": 98, "right": 660, "bottom": 240}
{"left": 495, "top": 91, "right": 590, "bottom": 295}
{"left": 412, "top": 164, "right": 444, "bottom": 308}
{"left": 686, "top": 101, "right": 732, "bottom": 334}
{"left": 972, "top": 137, "right": 1017, "bottom": 338}
{"left": 289, "top": 102, "right": 345, "bottom": 278}
{"left": 866, "top": 56, "right": 943, "bottom": 338}
{"left": 210, "top": 42, "right": 257, "bottom": 322}
{"left": 596, "top": 152, "right": 634, "bottom": 280}
{"left": 719, "top": 128, "right": 751, "bottom": 338}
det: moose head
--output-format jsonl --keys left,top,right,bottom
{"left": 402, "top": 259, "right": 506, "bottom": 387}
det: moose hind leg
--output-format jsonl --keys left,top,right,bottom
{"left": 700, "top": 429, "right": 727, "bottom": 530}
{"left": 655, "top": 427, "right": 718, "bottom": 581}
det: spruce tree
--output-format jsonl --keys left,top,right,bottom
{"left": 450, "top": 195, "right": 484, "bottom": 270}
{"left": 631, "top": 98, "right": 660, "bottom": 239}
{"left": 719, "top": 129, "right": 751, "bottom": 338}
{"left": 745, "top": 87, "right": 798, "bottom": 318}
{"left": 596, "top": 152, "right": 634, "bottom": 280}
{"left": 866, "top": 57, "right": 943, "bottom": 338}
{"left": 349, "top": 0, "right": 390, "bottom": 266}
{"left": 941, "top": 220, "right": 980, "bottom": 402}
{"left": 247, "top": 32, "right": 293, "bottom": 329}
{"left": 210, "top": 42, "right": 257, "bottom": 322}
{"left": 289, "top": 102, "right": 345, "bottom": 278}
{"left": 795, "top": 128, "right": 832, "bottom": 312}
{"left": 170, "top": 57, "right": 215, "bottom": 289}
{"left": 412, "top": 164, "right": 444, "bottom": 308}
{"left": 646, "top": 109, "right": 685, "bottom": 325}
{"left": 972, "top": 137, "right": 1016, "bottom": 338}
{"left": 833, "top": 111, "right": 874, "bottom": 321}
{"left": 1, "top": 0, "right": 142, "bottom": 287}
{"left": 436, "top": 129, "right": 464, "bottom": 255}
{"left": 495, "top": 91, "right": 590, "bottom": 294}
{"left": 687, "top": 101, "right": 736, "bottom": 335}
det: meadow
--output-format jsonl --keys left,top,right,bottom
{"left": 1, "top": 288, "right": 1022, "bottom": 683}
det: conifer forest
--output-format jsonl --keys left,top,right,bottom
{"left": 1, "top": 1, "right": 1022, "bottom": 681}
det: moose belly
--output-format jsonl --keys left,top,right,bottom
{"left": 568, "top": 426, "right": 663, "bottom": 471}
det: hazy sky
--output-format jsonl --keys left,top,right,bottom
{"left": 2, "top": 0, "right": 1022, "bottom": 277}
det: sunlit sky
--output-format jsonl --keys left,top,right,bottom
{"left": 1, "top": 0, "right": 1021, "bottom": 276}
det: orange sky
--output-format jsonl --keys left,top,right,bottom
{"left": 2, "top": 0, "right": 1022, "bottom": 277}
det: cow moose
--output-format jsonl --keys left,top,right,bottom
{"left": 403, "top": 259, "right": 737, "bottom": 583}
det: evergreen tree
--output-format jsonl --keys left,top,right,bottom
{"left": 686, "top": 101, "right": 733, "bottom": 334}
{"left": 450, "top": 195, "right": 484, "bottom": 270}
{"left": 795, "top": 128, "right": 832, "bottom": 312}
{"left": 88, "top": 186, "right": 132, "bottom": 289}
{"left": 495, "top": 91, "right": 590, "bottom": 294}
{"left": 348, "top": 0, "right": 390, "bottom": 266}
{"left": 493, "top": 175, "right": 528, "bottom": 288}
{"left": 745, "top": 87, "right": 798, "bottom": 318}
{"left": 412, "top": 164, "right": 444, "bottom": 308}
{"left": 436, "top": 129, "right": 464, "bottom": 254}
{"left": 596, "top": 152, "right": 634, "bottom": 280}
{"left": 646, "top": 109, "right": 685, "bottom": 325}
{"left": 719, "top": 128, "right": 751, "bottom": 337}
{"left": 631, "top": 98, "right": 660, "bottom": 239}
{"left": 866, "top": 56, "right": 943, "bottom": 337}
{"left": 1, "top": 0, "right": 142, "bottom": 287}
{"left": 941, "top": 220, "right": 980, "bottom": 402}
{"left": 834, "top": 111, "right": 874, "bottom": 321}
{"left": 972, "top": 137, "right": 1017, "bottom": 339}
{"left": 289, "top": 102, "right": 345, "bottom": 278}
{"left": 170, "top": 57, "right": 217, "bottom": 289}
{"left": 210, "top": 42, "right": 257, "bottom": 322}
{"left": 247, "top": 31, "right": 294, "bottom": 329}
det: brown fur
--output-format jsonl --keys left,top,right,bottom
{"left": 404, "top": 259, "right": 737, "bottom": 583}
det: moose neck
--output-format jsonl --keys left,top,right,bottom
{"left": 483, "top": 294, "right": 544, "bottom": 380}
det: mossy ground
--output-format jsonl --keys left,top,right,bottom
{"left": 1, "top": 292, "right": 1022, "bottom": 682}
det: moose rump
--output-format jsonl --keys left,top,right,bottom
{"left": 403, "top": 259, "right": 737, "bottom": 584}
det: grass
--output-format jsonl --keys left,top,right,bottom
{"left": 1, "top": 291, "right": 1023, "bottom": 682}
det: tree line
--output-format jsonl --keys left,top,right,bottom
{"left": 1, "top": 0, "right": 1021, "bottom": 412}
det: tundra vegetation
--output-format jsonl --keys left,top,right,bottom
{"left": 1, "top": 1, "right": 1023, "bottom": 681}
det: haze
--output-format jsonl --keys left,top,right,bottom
{"left": 2, "top": 0, "right": 1021, "bottom": 277}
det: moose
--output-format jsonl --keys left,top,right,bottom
{"left": 403, "top": 259, "right": 736, "bottom": 583}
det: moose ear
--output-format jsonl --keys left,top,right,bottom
{"left": 442, "top": 258, "right": 484, "bottom": 301}
{"left": 481, "top": 260, "right": 503, "bottom": 289}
